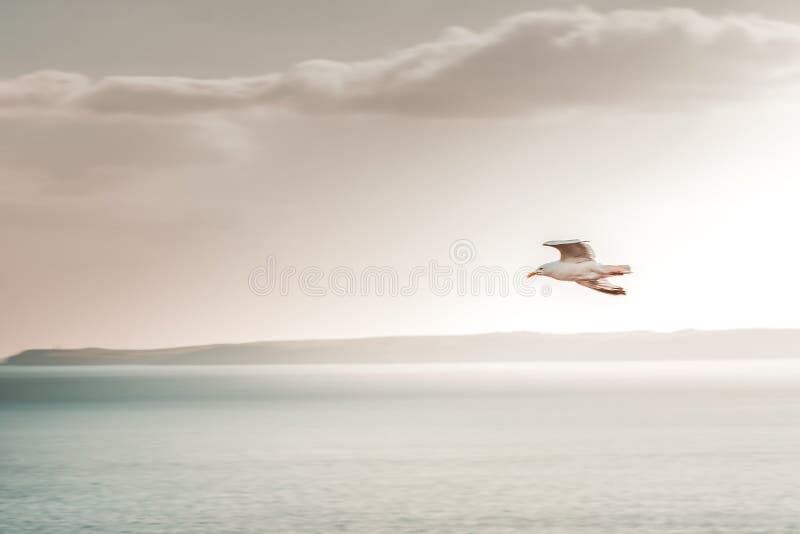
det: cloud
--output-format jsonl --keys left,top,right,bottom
{"left": 0, "top": 70, "right": 90, "bottom": 109}
{"left": 2, "top": 8, "right": 800, "bottom": 117}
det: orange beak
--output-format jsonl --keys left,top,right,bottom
{"left": 526, "top": 271, "right": 536, "bottom": 279}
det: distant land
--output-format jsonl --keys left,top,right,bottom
{"left": 5, "top": 330, "right": 800, "bottom": 365}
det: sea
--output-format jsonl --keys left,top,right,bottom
{"left": 1, "top": 360, "right": 799, "bottom": 533}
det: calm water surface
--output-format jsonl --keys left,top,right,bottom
{"left": 1, "top": 361, "right": 799, "bottom": 533}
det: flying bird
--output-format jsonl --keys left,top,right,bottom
{"left": 527, "top": 239, "right": 631, "bottom": 295}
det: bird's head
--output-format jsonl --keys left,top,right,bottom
{"left": 526, "top": 263, "right": 554, "bottom": 279}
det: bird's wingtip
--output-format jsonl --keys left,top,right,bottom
{"left": 543, "top": 238, "right": 585, "bottom": 246}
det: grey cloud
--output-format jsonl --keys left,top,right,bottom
{"left": 3, "top": 8, "right": 800, "bottom": 117}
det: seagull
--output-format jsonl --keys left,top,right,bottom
{"left": 527, "top": 239, "right": 631, "bottom": 295}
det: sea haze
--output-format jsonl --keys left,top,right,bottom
{"left": 6, "top": 330, "right": 800, "bottom": 365}
{"left": 1, "top": 360, "right": 799, "bottom": 533}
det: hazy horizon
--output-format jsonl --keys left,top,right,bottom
{"left": 5, "top": 326, "right": 800, "bottom": 355}
{"left": 6, "top": 328, "right": 800, "bottom": 366}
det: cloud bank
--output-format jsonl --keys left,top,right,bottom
{"left": 2, "top": 8, "right": 800, "bottom": 117}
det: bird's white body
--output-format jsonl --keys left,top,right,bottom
{"left": 540, "top": 260, "right": 622, "bottom": 281}
{"left": 529, "top": 240, "right": 631, "bottom": 295}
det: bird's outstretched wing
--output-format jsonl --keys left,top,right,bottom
{"left": 576, "top": 279, "right": 626, "bottom": 296}
{"left": 543, "top": 239, "right": 595, "bottom": 263}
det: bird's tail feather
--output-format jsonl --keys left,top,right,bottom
{"left": 605, "top": 264, "right": 631, "bottom": 276}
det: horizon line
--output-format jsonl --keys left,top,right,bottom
{"left": 7, "top": 327, "right": 800, "bottom": 360}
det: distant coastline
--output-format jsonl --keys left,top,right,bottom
{"left": 5, "top": 329, "right": 800, "bottom": 365}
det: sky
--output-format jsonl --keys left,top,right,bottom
{"left": 2, "top": 0, "right": 800, "bottom": 356}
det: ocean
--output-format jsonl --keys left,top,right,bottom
{"left": 1, "top": 361, "right": 799, "bottom": 533}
